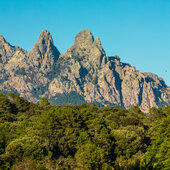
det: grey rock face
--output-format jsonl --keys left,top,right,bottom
{"left": 28, "top": 30, "right": 60, "bottom": 74}
{"left": 0, "top": 30, "right": 60, "bottom": 102}
{"left": 0, "top": 34, "right": 16, "bottom": 64}
{"left": 0, "top": 30, "right": 169, "bottom": 112}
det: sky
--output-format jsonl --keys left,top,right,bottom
{"left": 0, "top": 0, "right": 170, "bottom": 85}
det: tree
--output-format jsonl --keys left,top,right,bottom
{"left": 75, "top": 143, "right": 109, "bottom": 169}
{"left": 8, "top": 93, "right": 30, "bottom": 112}
{"left": 39, "top": 97, "right": 50, "bottom": 106}
{"left": 0, "top": 93, "right": 13, "bottom": 114}
{"left": 140, "top": 115, "right": 170, "bottom": 169}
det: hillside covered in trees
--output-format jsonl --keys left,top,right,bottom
{"left": 0, "top": 93, "right": 169, "bottom": 169}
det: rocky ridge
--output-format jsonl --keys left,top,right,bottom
{"left": 0, "top": 30, "right": 169, "bottom": 112}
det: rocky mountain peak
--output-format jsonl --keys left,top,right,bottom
{"left": 28, "top": 30, "right": 60, "bottom": 73}
{"left": 0, "top": 34, "right": 12, "bottom": 47}
{"left": 74, "top": 29, "right": 94, "bottom": 48}
{"left": 0, "top": 34, "right": 16, "bottom": 64}
{"left": 94, "top": 37, "right": 101, "bottom": 46}
{"left": 38, "top": 29, "right": 53, "bottom": 45}
{"left": 0, "top": 30, "right": 169, "bottom": 112}
{"left": 93, "top": 37, "right": 106, "bottom": 56}
{"left": 64, "top": 30, "right": 105, "bottom": 64}
{"left": 0, "top": 34, "right": 5, "bottom": 42}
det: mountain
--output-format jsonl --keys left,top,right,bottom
{"left": 0, "top": 30, "right": 169, "bottom": 112}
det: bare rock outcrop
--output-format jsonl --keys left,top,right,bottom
{"left": 28, "top": 30, "right": 60, "bottom": 74}
{"left": 0, "top": 30, "right": 169, "bottom": 112}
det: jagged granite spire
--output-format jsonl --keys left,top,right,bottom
{"left": 28, "top": 30, "right": 60, "bottom": 73}
{"left": 0, "top": 34, "right": 16, "bottom": 64}
{"left": 37, "top": 29, "right": 54, "bottom": 49}
{"left": 0, "top": 34, "right": 6, "bottom": 42}
{"left": 64, "top": 30, "right": 105, "bottom": 67}
{"left": 74, "top": 29, "right": 94, "bottom": 48}
{"left": 0, "top": 30, "right": 169, "bottom": 112}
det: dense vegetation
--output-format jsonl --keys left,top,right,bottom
{"left": 0, "top": 93, "right": 169, "bottom": 170}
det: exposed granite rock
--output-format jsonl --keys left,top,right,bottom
{"left": 28, "top": 30, "right": 60, "bottom": 74}
{"left": 0, "top": 30, "right": 59, "bottom": 102}
{"left": 0, "top": 30, "right": 169, "bottom": 112}
{"left": 0, "top": 34, "right": 16, "bottom": 64}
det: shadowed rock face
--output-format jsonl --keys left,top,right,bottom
{"left": 0, "top": 30, "right": 169, "bottom": 112}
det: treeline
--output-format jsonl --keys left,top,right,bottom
{"left": 0, "top": 93, "right": 169, "bottom": 170}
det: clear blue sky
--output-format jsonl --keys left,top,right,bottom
{"left": 0, "top": 0, "right": 169, "bottom": 85}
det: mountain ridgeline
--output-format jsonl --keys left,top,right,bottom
{"left": 0, "top": 30, "right": 169, "bottom": 112}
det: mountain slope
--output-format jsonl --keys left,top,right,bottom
{"left": 0, "top": 30, "right": 169, "bottom": 112}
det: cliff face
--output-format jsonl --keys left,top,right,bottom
{"left": 0, "top": 30, "right": 169, "bottom": 112}
{"left": 28, "top": 30, "right": 60, "bottom": 74}
{"left": 0, "top": 30, "right": 60, "bottom": 102}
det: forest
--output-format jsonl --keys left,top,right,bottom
{"left": 0, "top": 93, "right": 169, "bottom": 170}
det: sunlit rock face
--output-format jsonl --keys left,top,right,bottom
{"left": 0, "top": 30, "right": 169, "bottom": 112}
{"left": 28, "top": 30, "right": 60, "bottom": 74}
